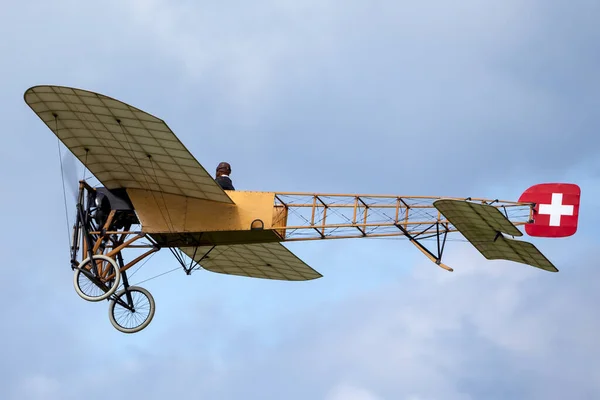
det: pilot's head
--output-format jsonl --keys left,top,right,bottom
{"left": 216, "top": 162, "right": 231, "bottom": 177}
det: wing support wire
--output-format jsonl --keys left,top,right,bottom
{"left": 168, "top": 246, "right": 212, "bottom": 275}
{"left": 166, "top": 233, "right": 214, "bottom": 275}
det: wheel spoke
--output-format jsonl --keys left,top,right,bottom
{"left": 73, "top": 255, "right": 121, "bottom": 302}
{"left": 109, "top": 286, "right": 155, "bottom": 333}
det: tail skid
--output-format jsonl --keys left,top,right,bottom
{"left": 394, "top": 221, "right": 453, "bottom": 272}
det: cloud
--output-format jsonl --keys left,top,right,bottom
{"left": 1, "top": 1, "right": 599, "bottom": 400}
{"left": 326, "top": 383, "right": 383, "bottom": 400}
{"left": 7, "top": 0, "right": 595, "bottom": 195}
{"left": 12, "top": 375, "right": 61, "bottom": 400}
{"left": 103, "top": 0, "right": 600, "bottom": 195}
{"left": 4, "top": 237, "right": 598, "bottom": 400}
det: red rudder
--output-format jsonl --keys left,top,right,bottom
{"left": 518, "top": 183, "right": 581, "bottom": 237}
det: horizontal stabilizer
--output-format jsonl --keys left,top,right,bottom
{"left": 434, "top": 199, "right": 522, "bottom": 238}
{"left": 434, "top": 199, "right": 557, "bottom": 272}
{"left": 470, "top": 234, "right": 558, "bottom": 272}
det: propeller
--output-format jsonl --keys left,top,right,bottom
{"left": 61, "top": 150, "right": 79, "bottom": 201}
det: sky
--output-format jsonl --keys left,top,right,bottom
{"left": 1, "top": 0, "right": 599, "bottom": 399}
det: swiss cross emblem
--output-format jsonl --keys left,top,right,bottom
{"left": 518, "top": 183, "right": 581, "bottom": 237}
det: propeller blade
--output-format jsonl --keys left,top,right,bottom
{"left": 62, "top": 150, "right": 79, "bottom": 200}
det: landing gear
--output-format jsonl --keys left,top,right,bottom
{"left": 70, "top": 180, "right": 160, "bottom": 333}
{"left": 108, "top": 286, "right": 155, "bottom": 334}
{"left": 107, "top": 262, "right": 156, "bottom": 334}
{"left": 73, "top": 253, "right": 156, "bottom": 333}
{"left": 73, "top": 254, "right": 121, "bottom": 301}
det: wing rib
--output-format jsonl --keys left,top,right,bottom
{"left": 25, "top": 85, "right": 233, "bottom": 204}
{"left": 179, "top": 242, "right": 322, "bottom": 281}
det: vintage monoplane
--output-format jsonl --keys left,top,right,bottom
{"left": 24, "top": 85, "right": 581, "bottom": 334}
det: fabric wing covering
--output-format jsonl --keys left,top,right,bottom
{"left": 179, "top": 242, "right": 323, "bottom": 281}
{"left": 433, "top": 199, "right": 558, "bottom": 272}
{"left": 24, "top": 85, "right": 233, "bottom": 204}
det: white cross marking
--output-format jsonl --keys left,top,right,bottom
{"left": 538, "top": 193, "right": 573, "bottom": 226}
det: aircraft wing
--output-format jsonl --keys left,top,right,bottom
{"left": 24, "top": 85, "right": 233, "bottom": 204}
{"left": 179, "top": 242, "right": 323, "bottom": 281}
{"left": 434, "top": 199, "right": 558, "bottom": 272}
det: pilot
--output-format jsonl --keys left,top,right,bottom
{"left": 215, "top": 161, "right": 235, "bottom": 190}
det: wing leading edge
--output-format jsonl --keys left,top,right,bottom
{"left": 24, "top": 85, "right": 233, "bottom": 204}
{"left": 434, "top": 199, "right": 558, "bottom": 272}
{"left": 179, "top": 242, "right": 322, "bottom": 281}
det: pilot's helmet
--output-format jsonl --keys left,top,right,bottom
{"left": 216, "top": 162, "right": 231, "bottom": 175}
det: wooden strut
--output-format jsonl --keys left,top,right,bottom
{"left": 88, "top": 234, "right": 159, "bottom": 282}
{"left": 74, "top": 180, "right": 161, "bottom": 284}
{"left": 271, "top": 192, "right": 533, "bottom": 271}
{"left": 272, "top": 193, "right": 532, "bottom": 242}
{"left": 395, "top": 222, "right": 453, "bottom": 272}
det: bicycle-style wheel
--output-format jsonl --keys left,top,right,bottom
{"left": 74, "top": 255, "right": 121, "bottom": 302}
{"left": 108, "top": 286, "right": 155, "bottom": 334}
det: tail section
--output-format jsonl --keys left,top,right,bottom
{"left": 518, "top": 183, "right": 581, "bottom": 237}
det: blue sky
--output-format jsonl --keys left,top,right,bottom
{"left": 1, "top": 1, "right": 599, "bottom": 399}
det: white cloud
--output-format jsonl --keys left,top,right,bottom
{"left": 326, "top": 382, "right": 383, "bottom": 400}
{"left": 119, "top": 0, "right": 340, "bottom": 113}
{"left": 4, "top": 239, "right": 595, "bottom": 400}
{"left": 2, "top": 1, "right": 600, "bottom": 400}
{"left": 104, "top": 0, "right": 600, "bottom": 194}
{"left": 14, "top": 375, "right": 61, "bottom": 400}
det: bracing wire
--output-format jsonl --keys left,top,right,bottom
{"left": 127, "top": 251, "right": 157, "bottom": 279}
{"left": 132, "top": 266, "right": 181, "bottom": 286}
